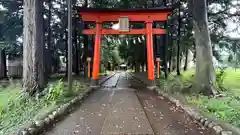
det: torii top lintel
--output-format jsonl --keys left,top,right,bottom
{"left": 77, "top": 8, "right": 172, "bottom": 22}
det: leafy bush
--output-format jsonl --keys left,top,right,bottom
{"left": 46, "top": 79, "right": 65, "bottom": 103}
{"left": 186, "top": 97, "right": 202, "bottom": 106}
{"left": 159, "top": 74, "right": 194, "bottom": 94}
{"left": 73, "top": 81, "right": 86, "bottom": 93}
{"left": 216, "top": 67, "right": 227, "bottom": 91}
{"left": 187, "top": 96, "right": 240, "bottom": 127}
{"left": 159, "top": 69, "right": 240, "bottom": 128}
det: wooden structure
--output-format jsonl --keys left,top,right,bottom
{"left": 77, "top": 8, "right": 172, "bottom": 87}
{"left": 156, "top": 57, "right": 161, "bottom": 79}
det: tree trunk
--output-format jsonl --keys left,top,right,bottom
{"left": 73, "top": 18, "right": 79, "bottom": 75}
{"left": 0, "top": 49, "right": 7, "bottom": 79}
{"left": 168, "top": 30, "right": 173, "bottom": 73}
{"left": 162, "top": 0, "right": 168, "bottom": 78}
{"left": 140, "top": 62, "right": 144, "bottom": 72}
{"left": 44, "top": 49, "right": 51, "bottom": 79}
{"left": 84, "top": 0, "right": 88, "bottom": 7}
{"left": 168, "top": 51, "right": 172, "bottom": 72}
{"left": 72, "top": 0, "right": 79, "bottom": 75}
{"left": 47, "top": 0, "right": 52, "bottom": 49}
{"left": 52, "top": 55, "right": 59, "bottom": 73}
{"left": 65, "top": 29, "right": 68, "bottom": 77}
{"left": 193, "top": 42, "right": 196, "bottom": 62}
{"left": 176, "top": 43, "right": 181, "bottom": 75}
{"left": 83, "top": 35, "right": 88, "bottom": 77}
{"left": 23, "top": 0, "right": 46, "bottom": 94}
{"left": 163, "top": 23, "right": 168, "bottom": 78}
{"left": 46, "top": 0, "right": 52, "bottom": 76}
{"left": 78, "top": 34, "right": 83, "bottom": 73}
{"left": 176, "top": 3, "right": 181, "bottom": 76}
{"left": 184, "top": 48, "right": 189, "bottom": 71}
{"left": 192, "top": 0, "right": 217, "bottom": 95}
{"left": 136, "top": 61, "right": 140, "bottom": 72}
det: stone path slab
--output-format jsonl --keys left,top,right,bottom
{"left": 101, "top": 90, "right": 154, "bottom": 135}
{"left": 101, "top": 73, "right": 120, "bottom": 88}
{"left": 43, "top": 90, "right": 112, "bottom": 135}
{"left": 136, "top": 89, "right": 215, "bottom": 135}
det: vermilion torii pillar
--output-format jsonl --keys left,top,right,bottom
{"left": 91, "top": 22, "right": 102, "bottom": 86}
{"left": 146, "top": 21, "right": 155, "bottom": 87}
{"left": 78, "top": 8, "right": 172, "bottom": 88}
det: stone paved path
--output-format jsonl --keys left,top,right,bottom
{"left": 43, "top": 71, "right": 215, "bottom": 135}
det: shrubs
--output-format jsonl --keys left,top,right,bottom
{"left": 46, "top": 79, "right": 65, "bottom": 103}
{"left": 159, "top": 69, "right": 240, "bottom": 128}
{"left": 0, "top": 89, "right": 46, "bottom": 134}
{"left": 187, "top": 96, "right": 240, "bottom": 127}
{"left": 0, "top": 79, "right": 87, "bottom": 134}
{"left": 215, "top": 67, "right": 227, "bottom": 92}
{"left": 159, "top": 74, "right": 194, "bottom": 94}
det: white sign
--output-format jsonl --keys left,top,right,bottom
{"left": 119, "top": 16, "right": 129, "bottom": 32}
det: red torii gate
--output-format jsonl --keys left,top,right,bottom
{"left": 78, "top": 8, "right": 172, "bottom": 88}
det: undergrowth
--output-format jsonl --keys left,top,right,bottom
{"left": 158, "top": 68, "right": 240, "bottom": 128}
{"left": 0, "top": 79, "right": 88, "bottom": 134}
{"left": 187, "top": 95, "right": 240, "bottom": 127}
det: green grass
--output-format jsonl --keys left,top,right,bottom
{"left": 159, "top": 68, "right": 240, "bottom": 128}
{"left": 99, "top": 73, "right": 105, "bottom": 76}
{"left": 126, "top": 69, "right": 135, "bottom": 73}
{"left": 222, "top": 68, "right": 240, "bottom": 93}
{"left": 186, "top": 95, "right": 240, "bottom": 127}
{"left": 0, "top": 77, "right": 89, "bottom": 134}
{"left": 99, "top": 71, "right": 115, "bottom": 76}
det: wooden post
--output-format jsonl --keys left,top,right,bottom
{"left": 156, "top": 58, "right": 161, "bottom": 79}
{"left": 146, "top": 22, "right": 155, "bottom": 82}
{"left": 87, "top": 57, "right": 91, "bottom": 78}
{"left": 91, "top": 22, "right": 102, "bottom": 86}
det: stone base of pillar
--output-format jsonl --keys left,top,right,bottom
{"left": 146, "top": 80, "right": 157, "bottom": 90}
{"left": 90, "top": 79, "right": 100, "bottom": 89}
